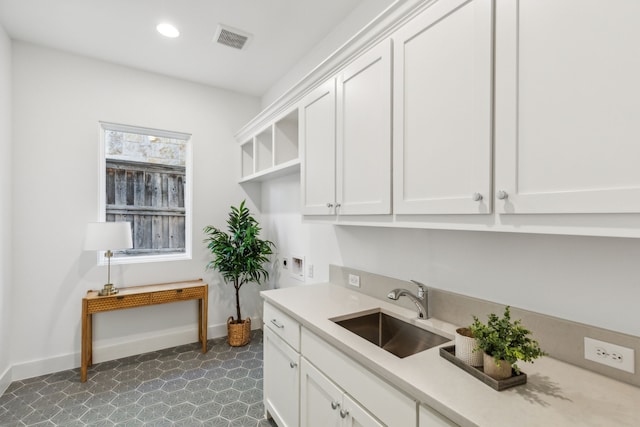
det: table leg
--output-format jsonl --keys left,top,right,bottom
{"left": 88, "top": 313, "right": 93, "bottom": 367}
{"left": 81, "top": 300, "right": 88, "bottom": 382}
{"left": 202, "top": 285, "right": 208, "bottom": 353}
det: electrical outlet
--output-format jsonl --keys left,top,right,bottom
{"left": 348, "top": 274, "right": 360, "bottom": 287}
{"left": 282, "top": 257, "right": 289, "bottom": 270}
{"left": 584, "top": 337, "right": 635, "bottom": 373}
{"left": 307, "top": 264, "right": 314, "bottom": 278}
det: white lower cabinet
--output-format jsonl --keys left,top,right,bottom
{"left": 419, "top": 404, "right": 458, "bottom": 427}
{"left": 263, "top": 306, "right": 300, "bottom": 427}
{"left": 301, "top": 359, "right": 384, "bottom": 427}
{"left": 301, "top": 327, "right": 417, "bottom": 427}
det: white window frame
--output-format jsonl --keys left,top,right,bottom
{"left": 98, "top": 121, "right": 193, "bottom": 265}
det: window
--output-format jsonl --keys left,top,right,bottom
{"left": 99, "top": 122, "right": 192, "bottom": 263}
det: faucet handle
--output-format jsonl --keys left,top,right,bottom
{"left": 410, "top": 280, "right": 427, "bottom": 298}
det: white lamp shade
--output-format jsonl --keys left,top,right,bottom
{"left": 84, "top": 222, "right": 133, "bottom": 251}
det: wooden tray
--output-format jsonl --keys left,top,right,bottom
{"left": 439, "top": 345, "right": 527, "bottom": 391}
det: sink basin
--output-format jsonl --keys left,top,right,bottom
{"left": 333, "top": 311, "right": 450, "bottom": 358}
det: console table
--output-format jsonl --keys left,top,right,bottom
{"left": 81, "top": 279, "right": 208, "bottom": 382}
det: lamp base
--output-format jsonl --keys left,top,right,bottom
{"left": 98, "top": 283, "right": 119, "bottom": 296}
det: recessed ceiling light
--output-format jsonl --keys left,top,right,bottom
{"left": 157, "top": 23, "right": 180, "bottom": 38}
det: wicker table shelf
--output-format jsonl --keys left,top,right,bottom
{"left": 81, "top": 279, "right": 208, "bottom": 382}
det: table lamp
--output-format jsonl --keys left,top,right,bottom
{"left": 85, "top": 222, "right": 133, "bottom": 296}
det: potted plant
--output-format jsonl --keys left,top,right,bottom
{"left": 204, "top": 200, "right": 275, "bottom": 346}
{"left": 470, "top": 306, "right": 546, "bottom": 380}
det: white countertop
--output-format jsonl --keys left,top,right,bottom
{"left": 261, "top": 283, "right": 640, "bottom": 427}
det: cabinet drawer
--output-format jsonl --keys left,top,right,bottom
{"left": 151, "top": 287, "right": 204, "bottom": 304}
{"left": 302, "top": 327, "right": 416, "bottom": 427}
{"left": 264, "top": 303, "right": 300, "bottom": 351}
{"left": 87, "top": 294, "right": 150, "bottom": 313}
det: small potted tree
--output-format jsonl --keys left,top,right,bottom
{"left": 204, "top": 200, "right": 275, "bottom": 346}
{"left": 470, "top": 306, "right": 546, "bottom": 380}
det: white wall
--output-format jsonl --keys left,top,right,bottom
{"left": 0, "top": 23, "right": 13, "bottom": 390}
{"left": 261, "top": 174, "right": 640, "bottom": 338}
{"left": 261, "top": 0, "right": 395, "bottom": 108}
{"left": 11, "top": 42, "right": 262, "bottom": 379}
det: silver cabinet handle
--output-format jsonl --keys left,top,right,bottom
{"left": 340, "top": 409, "right": 349, "bottom": 418}
{"left": 497, "top": 190, "right": 508, "bottom": 200}
{"left": 289, "top": 361, "right": 297, "bottom": 369}
{"left": 472, "top": 192, "right": 483, "bottom": 201}
{"left": 326, "top": 203, "right": 333, "bottom": 208}
{"left": 331, "top": 401, "right": 340, "bottom": 410}
{"left": 270, "top": 319, "right": 284, "bottom": 329}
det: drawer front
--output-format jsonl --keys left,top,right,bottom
{"left": 264, "top": 302, "right": 300, "bottom": 351}
{"left": 87, "top": 294, "right": 150, "bottom": 313}
{"left": 151, "top": 287, "right": 204, "bottom": 304}
{"left": 301, "top": 327, "right": 417, "bottom": 427}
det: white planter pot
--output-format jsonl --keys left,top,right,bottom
{"left": 455, "top": 328, "right": 483, "bottom": 367}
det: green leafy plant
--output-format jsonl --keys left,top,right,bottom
{"left": 470, "top": 306, "right": 546, "bottom": 374}
{"left": 204, "top": 200, "right": 275, "bottom": 323}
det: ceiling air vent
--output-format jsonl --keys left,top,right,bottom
{"left": 213, "top": 24, "right": 252, "bottom": 50}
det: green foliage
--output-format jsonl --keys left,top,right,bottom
{"left": 470, "top": 306, "right": 546, "bottom": 374}
{"left": 203, "top": 200, "right": 275, "bottom": 321}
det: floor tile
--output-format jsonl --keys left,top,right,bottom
{"left": 0, "top": 331, "right": 278, "bottom": 426}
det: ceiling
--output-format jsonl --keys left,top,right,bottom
{"left": 0, "top": 0, "right": 366, "bottom": 97}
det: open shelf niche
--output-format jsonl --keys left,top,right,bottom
{"left": 239, "top": 107, "right": 300, "bottom": 183}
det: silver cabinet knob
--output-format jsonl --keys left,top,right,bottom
{"left": 497, "top": 190, "right": 508, "bottom": 200}
{"left": 331, "top": 401, "right": 340, "bottom": 410}
{"left": 472, "top": 192, "right": 483, "bottom": 201}
{"left": 326, "top": 202, "right": 334, "bottom": 208}
{"left": 335, "top": 203, "right": 341, "bottom": 208}
{"left": 289, "top": 361, "right": 297, "bottom": 369}
{"left": 340, "top": 409, "right": 349, "bottom": 419}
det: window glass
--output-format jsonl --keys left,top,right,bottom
{"left": 100, "top": 122, "right": 192, "bottom": 263}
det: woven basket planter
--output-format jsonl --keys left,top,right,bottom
{"left": 227, "top": 317, "right": 251, "bottom": 347}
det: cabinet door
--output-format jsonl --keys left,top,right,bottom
{"left": 336, "top": 39, "right": 392, "bottom": 215}
{"left": 300, "top": 79, "right": 337, "bottom": 215}
{"left": 419, "top": 404, "right": 458, "bottom": 427}
{"left": 264, "top": 328, "right": 300, "bottom": 427}
{"left": 495, "top": 0, "right": 640, "bottom": 213}
{"left": 300, "top": 359, "right": 342, "bottom": 427}
{"left": 393, "top": 0, "right": 493, "bottom": 214}
{"left": 342, "top": 394, "right": 385, "bottom": 427}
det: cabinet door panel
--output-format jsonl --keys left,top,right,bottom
{"left": 495, "top": 0, "right": 640, "bottom": 213}
{"left": 300, "top": 359, "right": 341, "bottom": 427}
{"left": 264, "top": 328, "right": 299, "bottom": 427}
{"left": 301, "top": 80, "right": 337, "bottom": 215}
{"left": 343, "top": 394, "right": 385, "bottom": 427}
{"left": 337, "top": 39, "right": 392, "bottom": 215}
{"left": 394, "top": 0, "right": 493, "bottom": 214}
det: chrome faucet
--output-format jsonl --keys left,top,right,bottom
{"left": 387, "top": 280, "right": 429, "bottom": 319}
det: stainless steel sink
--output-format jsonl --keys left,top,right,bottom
{"left": 333, "top": 311, "right": 451, "bottom": 358}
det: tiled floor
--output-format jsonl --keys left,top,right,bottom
{"left": 0, "top": 330, "right": 278, "bottom": 426}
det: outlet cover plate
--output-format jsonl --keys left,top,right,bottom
{"left": 348, "top": 274, "right": 360, "bottom": 287}
{"left": 584, "top": 337, "right": 635, "bottom": 373}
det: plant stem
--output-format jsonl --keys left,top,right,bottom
{"left": 234, "top": 277, "right": 241, "bottom": 322}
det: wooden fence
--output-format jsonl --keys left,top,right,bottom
{"left": 106, "top": 159, "right": 186, "bottom": 255}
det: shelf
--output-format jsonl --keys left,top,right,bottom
{"left": 239, "top": 158, "right": 300, "bottom": 183}
{"left": 239, "top": 106, "right": 299, "bottom": 183}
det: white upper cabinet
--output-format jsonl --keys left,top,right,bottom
{"left": 393, "top": 0, "right": 493, "bottom": 214}
{"left": 495, "top": 0, "right": 640, "bottom": 213}
{"left": 300, "top": 80, "right": 337, "bottom": 215}
{"left": 301, "top": 39, "right": 393, "bottom": 216}
{"left": 336, "top": 39, "right": 393, "bottom": 215}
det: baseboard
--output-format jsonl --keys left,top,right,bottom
{"left": 10, "top": 317, "right": 262, "bottom": 382}
{"left": 0, "top": 364, "right": 11, "bottom": 396}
